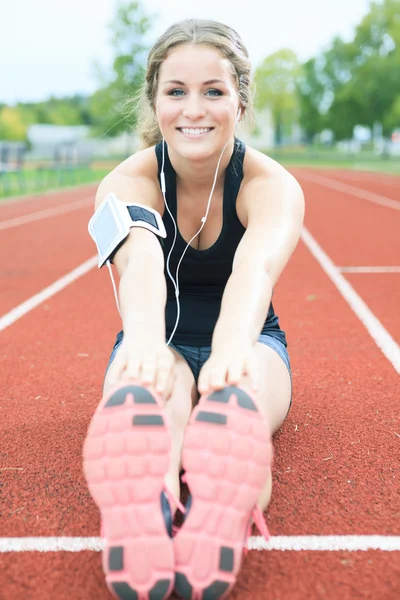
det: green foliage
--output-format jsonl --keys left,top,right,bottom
{"left": 2, "top": 0, "right": 399, "bottom": 145}
{"left": 299, "top": 0, "right": 400, "bottom": 140}
{"left": 296, "top": 58, "right": 327, "bottom": 141}
{"left": 254, "top": 49, "right": 302, "bottom": 145}
{"left": 0, "top": 2, "right": 154, "bottom": 141}
{"left": 89, "top": 1, "right": 154, "bottom": 137}
{"left": 0, "top": 106, "right": 27, "bottom": 141}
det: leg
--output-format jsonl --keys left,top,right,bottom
{"left": 237, "top": 341, "right": 292, "bottom": 511}
{"left": 85, "top": 345, "right": 197, "bottom": 600}
{"left": 103, "top": 344, "right": 197, "bottom": 510}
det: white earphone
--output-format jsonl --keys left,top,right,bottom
{"left": 160, "top": 137, "right": 229, "bottom": 345}
{"left": 154, "top": 106, "right": 239, "bottom": 344}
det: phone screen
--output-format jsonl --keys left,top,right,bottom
{"left": 90, "top": 200, "right": 125, "bottom": 259}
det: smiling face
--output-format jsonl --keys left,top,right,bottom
{"left": 155, "top": 44, "right": 241, "bottom": 160}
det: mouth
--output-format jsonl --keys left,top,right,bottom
{"left": 177, "top": 127, "right": 214, "bottom": 137}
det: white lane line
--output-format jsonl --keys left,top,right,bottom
{"left": 1, "top": 536, "right": 400, "bottom": 553}
{"left": 338, "top": 266, "right": 400, "bottom": 273}
{"left": 0, "top": 256, "right": 97, "bottom": 332}
{"left": 0, "top": 196, "right": 92, "bottom": 230}
{"left": 299, "top": 172, "right": 400, "bottom": 211}
{"left": 301, "top": 227, "right": 400, "bottom": 374}
{"left": 249, "top": 535, "right": 400, "bottom": 551}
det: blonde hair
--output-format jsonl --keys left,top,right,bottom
{"left": 132, "top": 19, "right": 255, "bottom": 149}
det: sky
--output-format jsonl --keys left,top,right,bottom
{"left": 0, "top": 0, "right": 372, "bottom": 105}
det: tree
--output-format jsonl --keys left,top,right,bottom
{"left": 297, "top": 57, "right": 328, "bottom": 142}
{"left": 296, "top": 0, "right": 400, "bottom": 141}
{"left": 89, "top": 1, "right": 155, "bottom": 137}
{"left": 319, "top": 0, "right": 400, "bottom": 139}
{"left": 0, "top": 107, "right": 27, "bottom": 141}
{"left": 385, "top": 95, "right": 400, "bottom": 132}
{"left": 254, "top": 49, "right": 302, "bottom": 145}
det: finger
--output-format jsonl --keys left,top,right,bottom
{"left": 125, "top": 353, "right": 142, "bottom": 381}
{"left": 209, "top": 365, "right": 228, "bottom": 390}
{"left": 226, "top": 361, "right": 244, "bottom": 386}
{"left": 154, "top": 356, "right": 175, "bottom": 395}
{"left": 108, "top": 349, "right": 128, "bottom": 387}
{"left": 198, "top": 365, "right": 211, "bottom": 395}
{"left": 140, "top": 351, "right": 158, "bottom": 385}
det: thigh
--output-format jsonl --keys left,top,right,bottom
{"left": 255, "top": 342, "right": 292, "bottom": 434}
{"left": 236, "top": 342, "right": 292, "bottom": 435}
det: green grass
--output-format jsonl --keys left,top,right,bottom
{"left": 0, "top": 167, "right": 111, "bottom": 200}
{"left": 266, "top": 147, "right": 400, "bottom": 174}
{"left": 1, "top": 149, "right": 399, "bottom": 201}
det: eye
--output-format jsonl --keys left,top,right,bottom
{"left": 206, "top": 89, "right": 223, "bottom": 97}
{"left": 167, "top": 88, "right": 185, "bottom": 97}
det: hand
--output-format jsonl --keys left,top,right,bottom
{"left": 198, "top": 341, "right": 259, "bottom": 395}
{"left": 110, "top": 338, "right": 176, "bottom": 401}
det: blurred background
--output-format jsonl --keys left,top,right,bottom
{"left": 0, "top": 0, "right": 399, "bottom": 198}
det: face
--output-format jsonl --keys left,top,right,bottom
{"left": 155, "top": 44, "right": 241, "bottom": 160}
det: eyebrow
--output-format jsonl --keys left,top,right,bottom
{"left": 162, "top": 79, "right": 225, "bottom": 86}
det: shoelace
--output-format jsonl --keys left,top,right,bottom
{"left": 243, "top": 504, "right": 270, "bottom": 556}
{"left": 163, "top": 481, "right": 186, "bottom": 514}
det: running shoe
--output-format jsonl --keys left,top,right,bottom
{"left": 173, "top": 386, "right": 272, "bottom": 600}
{"left": 83, "top": 381, "right": 183, "bottom": 600}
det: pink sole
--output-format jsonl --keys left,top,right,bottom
{"left": 173, "top": 386, "right": 272, "bottom": 600}
{"left": 83, "top": 382, "right": 174, "bottom": 600}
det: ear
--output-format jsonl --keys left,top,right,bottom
{"left": 236, "top": 108, "right": 242, "bottom": 124}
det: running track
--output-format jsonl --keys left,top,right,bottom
{"left": 0, "top": 168, "right": 399, "bottom": 599}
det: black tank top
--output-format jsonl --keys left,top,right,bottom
{"left": 155, "top": 138, "right": 287, "bottom": 347}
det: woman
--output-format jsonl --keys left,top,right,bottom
{"left": 83, "top": 18, "right": 304, "bottom": 600}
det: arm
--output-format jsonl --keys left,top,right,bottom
{"left": 95, "top": 170, "right": 166, "bottom": 342}
{"left": 198, "top": 171, "right": 304, "bottom": 393}
{"left": 212, "top": 172, "right": 305, "bottom": 348}
{"left": 94, "top": 169, "right": 174, "bottom": 394}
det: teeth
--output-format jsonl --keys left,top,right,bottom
{"left": 180, "top": 128, "right": 211, "bottom": 135}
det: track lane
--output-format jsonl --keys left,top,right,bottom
{"left": 0, "top": 550, "right": 399, "bottom": 600}
{"left": 0, "top": 185, "right": 97, "bottom": 220}
{"left": 345, "top": 273, "right": 400, "bottom": 347}
{"left": 292, "top": 167, "right": 400, "bottom": 196}
{"left": 1, "top": 242, "right": 399, "bottom": 599}
{"left": 1, "top": 177, "right": 400, "bottom": 599}
{"left": 1, "top": 205, "right": 95, "bottom": 315}
{"left": 291, "top": 178, "right": 400, "bottom": 266}
{"left": 1, "top": 241, "right": 399, "bottom": 538}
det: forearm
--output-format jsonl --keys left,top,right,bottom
{"left": 212, "top": 261, "right": 273, "bottom": 348}
{"left": 119, "top": 256, "right": 166, "bottom": 343}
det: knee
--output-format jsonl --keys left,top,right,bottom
{"left": 164, "top": 381, "right": 194, "bottom": 434}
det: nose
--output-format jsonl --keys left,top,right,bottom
{"left": 181, "top": 94, "right": 206, "bottom": 121}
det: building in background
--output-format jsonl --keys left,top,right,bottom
{"left": 26, "top": 124, "right": 138, "bottom": 163}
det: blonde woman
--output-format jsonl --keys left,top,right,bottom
{"left": 83, "top": 19, "right": 304, "bottom": 600}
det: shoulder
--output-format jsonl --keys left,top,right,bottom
{"left": 95, "top": 145, "right": 163, "bottom": 212}
{"left": 242, "top": 144, "right": 300, "bottom": 187}
{"left": 237, "top": 144, "right": 304, "bottom": 225}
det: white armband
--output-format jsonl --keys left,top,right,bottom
{"left": 88, "top": 193, "right": 167, "bottom": 267}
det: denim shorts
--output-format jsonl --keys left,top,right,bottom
{"left": 106, "top": 331, "right": 292, "bottom": 409}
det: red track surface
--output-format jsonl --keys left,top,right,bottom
{"left": 0, "top": 168, "right": 399, "bottom": 599}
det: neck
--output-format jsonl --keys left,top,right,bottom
{"left": 166, "top": 139, "right": 235, "bottom": 198}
